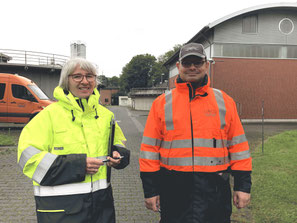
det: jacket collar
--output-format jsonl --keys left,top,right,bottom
{"left": 175, "top": 74, "right": 210, "bottom": 95}
{"left": 53, "top": 86, "right": 100, "bottom": 112}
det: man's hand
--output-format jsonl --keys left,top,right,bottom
{"left": 233, "top": 191, "right": 251, "bottom": 209}
{"left": 86, "top": 157, "right": 103, "bottom": 175}
{"left": 145, "top": 195, "right": 160, "bottom": 212}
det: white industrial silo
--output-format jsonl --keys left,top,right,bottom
{"left": 70, "top": 41, "right": 86, "bottom": 58}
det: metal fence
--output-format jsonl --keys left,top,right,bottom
{"left": 0, "top": 49, "right": 69, "bottom": 68}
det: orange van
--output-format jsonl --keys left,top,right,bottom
{"left": 0, "top": 73, "right": 53, "bottom": 123}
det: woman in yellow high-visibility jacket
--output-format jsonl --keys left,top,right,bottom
{"left": 18, "top": 58, "right": 130, "bottom": 223}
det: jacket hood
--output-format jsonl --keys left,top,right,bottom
{"left": 53, "top": 86, "right": 101, "bottom": 113}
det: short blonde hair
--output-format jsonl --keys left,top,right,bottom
{"left": 59, "top": 58, "right": 98, "bottom": 90}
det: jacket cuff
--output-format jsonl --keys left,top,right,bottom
{"left": 232, "top": 170, "right": 252, "bottom": 193}
{"left": 40, "top": 154, "right": 86, "bottom": 186}
{"left": 140, "top": 171, "right": 160, "bottom": 198}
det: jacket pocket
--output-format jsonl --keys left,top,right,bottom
{"left": 35, "top": 195, "right": 85, "bottom": 215}
{"left": 37, "top": 200, "right": 83, "bottom": 215}
{"left": 64, "top": 200, "right": 84, "bottom": 215}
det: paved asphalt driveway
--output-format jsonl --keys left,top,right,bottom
{"left": 0, "top": 106, "right": 296, "bottom": 223}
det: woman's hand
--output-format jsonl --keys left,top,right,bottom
{"left": 106, "top": 151, "right": 122, "bottom": 168}
{"left": 86, "top": 157, "right": 104, "bottom": 174}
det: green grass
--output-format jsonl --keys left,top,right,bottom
{"left": 0, "top": 133, "right": 15, "bottom": 146}
{"left": 251, "top": 130, "right": 297, "bottom": 223}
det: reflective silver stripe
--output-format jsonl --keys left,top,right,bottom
{"left": 140, "top": 151, "right": 160, "bottom": 160}
{"left": 160, "top": 156, "right": 229, "bottom": 166}
{"left": 33, "top": 153, "right": 58, "bottom": 184}
{"left": 161, "top": 139, "right": 191, "bottom": 149}
{"left": 227, "top": 134, "right": 247, "bottom": 147}
{"left": 230, "top": 150, "right": 251, "bottom": 161}
{"left": 194, "top": 138, "right": 227, "bottom": 148}
{"left": 33, "top": 179, "right": 110, "bottom": 197}
{"left": 161, "top": 138, "right": 227, "bottom": 149}
{"left": 18, "top": 146, "right": 41, "bottom": 170}
{"left": 141, "top": 136, "right": 162, "bottom": 147}
{"left": 165, "top": 91, "right": 174, "bottom": 131}
{"left": 213, "top": 89, "right": 226, "bottom": 129}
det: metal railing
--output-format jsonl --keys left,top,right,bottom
{"left": 0, "top": 49, "right": 69, "bottom": 68}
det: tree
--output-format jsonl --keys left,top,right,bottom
{"left": 120, "top": 54, "right": 157, "bottom": 93}
{"left": 118, "top": 44, "right": 182, "bottom": 93}
{"left": 109, "top": 76, "right": 120, "bottom": 87}
{"left": 149, "top": 44, "right": 182, "bottom": 86}
{"left": 158, "top": 44, "right": 182, "bottom": 65}
{"left": 147, "top": 62, "right": 164, "bottom": 87}
{"left": 98, "top": 75, "right": 109, "bottom": 87}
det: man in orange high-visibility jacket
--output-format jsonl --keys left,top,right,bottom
{"left": 139, "top": 43, "right": 252, "bottom": 223}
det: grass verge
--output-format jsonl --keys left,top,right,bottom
{"left": 0, "top": 133, "right": 16, "bottom": 146}
{"left": 250, "top": 130, "right": 297, "bottom": 223}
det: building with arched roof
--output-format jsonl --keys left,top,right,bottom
{"left": 164, "top": 2, "right": 297, "bottom": 121}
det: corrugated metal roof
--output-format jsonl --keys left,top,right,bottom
{"left": 208, "top": 2, "right": 297, "bottom": 29}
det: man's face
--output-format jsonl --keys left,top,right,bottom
{"left": 176, "top": 55, "right": 209, "bottom": 83}
{"left": 68, "top": 65, "right": 96, "bottom": 99}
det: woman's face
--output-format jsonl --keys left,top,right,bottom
{"left": 68, "top": 65, "right": 96, "bottom": 98}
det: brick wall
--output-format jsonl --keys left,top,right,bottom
{"left": 168, "top": 58, "right": 297, "bottom": 119}
{"left": 212, "top": 58, "right": 297, "bottom": 119}
{"left": 99, "top": 88, "right": 119, "bottom": 105}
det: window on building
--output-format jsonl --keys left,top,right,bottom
{"left": 242, "top": 15, "right": 258, "bottom": 33}
{"left": 105, "top": 98, "right": 109, "bottom": 103}
{"left": 287, "top": 45, "right": 297, "bottom": 58}
{"left": 0, "top": 83, "right": 6, "bottom": 100}
{"left": 214, "top": 44, "right": 282, "bottom": 58}
{"left": 214, "top": 42, "right": 297, "bottom": 59}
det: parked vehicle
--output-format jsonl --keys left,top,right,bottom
{"left": 0, "top": 73, "right": 53, "bottom": 123}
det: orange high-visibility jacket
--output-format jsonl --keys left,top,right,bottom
{"left": 140, "top": 76, "right": 252, "bottom": 173}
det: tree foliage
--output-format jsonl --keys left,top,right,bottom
{"left": 98, "top": 75, "right": 109, "bottom": 87}
{"left": 120, "top": 54, "right": 157, "bottom": 93}
{"left": 150, "top": 44, "right": 182, "bottom": 87}
{"left": 109, "top": 76, "right": 120, "bottom": 87}
{"left": 98, "top": 44, "right": 182, "bottom": 94}
{"left": 158, "top": 44, "right": 182, "bottom": 64}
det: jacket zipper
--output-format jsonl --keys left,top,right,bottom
{"left": 187, "top": 84, "right": 195, "bottom": 222}
{"left": 187, "top": 84, "right": 195, "bottom": 171}
{"left": 79, "top": 108, "right": 94, "bottom": 217}
{"left": 190, "top": 109, "right": 194, "bottom": 172}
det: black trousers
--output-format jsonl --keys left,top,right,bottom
{"left": 159, "top": 168, "right": 232, "bottom": 223}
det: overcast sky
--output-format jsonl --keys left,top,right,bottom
{"left": 1, "top": 0, "right": 296, "bottom": 77}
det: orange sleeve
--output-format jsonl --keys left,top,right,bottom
{"left": 226, "top": 97, "right": 252, "bottom": 171}
{"left": 139, "top": 97, "right": 164, "bottom": 172}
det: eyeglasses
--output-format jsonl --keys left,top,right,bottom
{"left": 181, "top": 60, "right": 206, "bottom": 68}
{"left": 69, "top": 73, "right": 96, "bottom": 82}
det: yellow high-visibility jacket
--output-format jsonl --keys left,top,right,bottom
{"left": 17, "top": 86, "right": 128, "bottom": 222}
